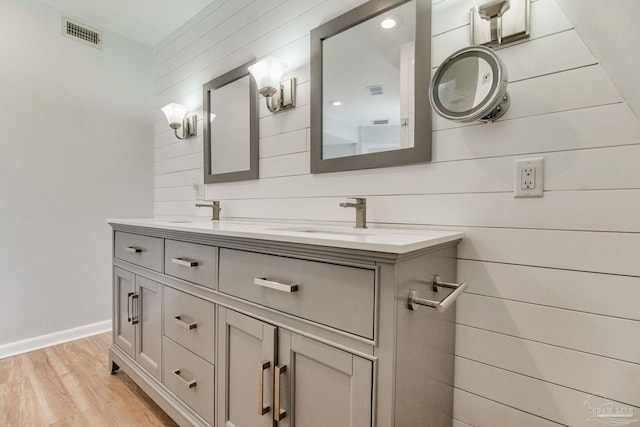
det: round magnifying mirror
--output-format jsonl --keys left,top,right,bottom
{"left": 429, "top": 45, "right": 509, "bottom": 123}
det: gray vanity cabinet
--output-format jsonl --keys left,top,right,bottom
{"left": 109, "top": 222, "right": 462, "bottom": 427}
{"left": 113, "top": 266, "right": 162, "bottom": 380}
{"left": 218, "top": 307, "right": 372, "bottom": 427}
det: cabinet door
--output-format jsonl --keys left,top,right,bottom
{"left": 277, "top": 331, "right": 373, "bottom": 427}
{"left": 136, "top": 276, "right": 162, "bottom": 381}
{"left": 113, "top": 267, "right": 135, "bottom": 359}
{"left": 218, "top": 308, "right": 276, "bottom": 427}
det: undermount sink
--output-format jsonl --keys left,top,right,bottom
{"left": 166, "top": 220, "right": 213, "bottom": 224}
{"left": 271, "top": 226, "right": 375, "bottom": 237}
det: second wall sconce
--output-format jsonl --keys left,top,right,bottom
{"left": 248, "top": 56, "right": 296, "bottom": 113}
{"left": 471, "top": 0, "right": 530, "bottom": 46}
{"left": 161, "top": 103, "right": 198, "bottom": 140}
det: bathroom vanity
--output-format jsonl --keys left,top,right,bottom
{"left": 108, "top": 219, "right": 463, "bottom": 427}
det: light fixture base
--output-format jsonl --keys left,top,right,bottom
{"left": 471, "top": 0, "right": 530, "bottom": 46}
{"left": 280, "top": 77, "right": 296, "bottom": 109}
{"left": 266, "top": 78, "right": 296, "bottom": 113}
{"left": 174, "top": 115, "right": 198, "bottom": 140}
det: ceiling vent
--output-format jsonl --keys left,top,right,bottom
{"left": 63, "top": 17, "right": 102, "bottom": 49}
{"left": 372, "top": 119, "right": 389, "bottom": 125}
{"left": 367, "top": 85, "right": 384, "bottom": 96}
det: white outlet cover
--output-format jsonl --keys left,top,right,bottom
{"left": 514, "top": 157, "right": 544, "bottom": 198}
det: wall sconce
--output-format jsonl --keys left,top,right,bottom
{"left": 471, "top": 0, "right": 530, "bottom": 46}
{"left": 248, "top": 57, "right": 296, "bottom": 113}
{"left": 161, "top": 103, "right": 197, "bottom": 140}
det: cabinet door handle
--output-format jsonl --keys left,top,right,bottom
{"left": 171, "top": 257, "right": 198, "bottom": 267}
{"left": 274, "top": 364, "right": 287, "bottom": 421}
{"left": 173, "top": 315, "right": 197, "bottom": 330}
{"left": 407, "top": 275, "right": 467, "bottom": 313}
{"left": 254, "top": 278, "right": 298, "bottom": 293}
{"left": 127, "top": 292, "right": 134, "bottom": 323}
{"left": 173, "top": 369, "right": 197, "bottom": 389}
{"left": 258, "top": 360, "right": 271, "bottom": 415}
{"left": 123, "top": 246, "right": 142, "bottom": 253}
{"left": 131, "top": 293, "right": 139, "bottom": 325}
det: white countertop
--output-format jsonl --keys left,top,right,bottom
{"left": 108, "top": 218, "right": 463, "bottom": 254}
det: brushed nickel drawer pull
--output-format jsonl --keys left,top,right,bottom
{"left": 173, "top": 315, "right": 197, "bottom": 330}
{"left": 258, "top": 360, "right": 271, "bottom": 416}
{"left": 127, "top": 292, "right": 134, "bottom": 323}
{"left": 171, "top": 257, "right": 198, "bottom": 267}
{"left": 131, "top": 293, "right": 139, "bottom": 324}
{"left": 124, "top": 246, "right": 142, "bottom": 253}
{"left": 254, "top": 277, "right": 298, "bottom": 293}
{"left": 407, "top": 275, "right": 467, "bottom": 313}
{"left": 173, "top": 369, "right": 197, "bottom": 389}
{"left": 274, "top": 364, "right": 287, "bottom": 421}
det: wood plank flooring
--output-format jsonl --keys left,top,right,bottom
{"left": 0, "top": 332, "right": 177, "bottom": 427}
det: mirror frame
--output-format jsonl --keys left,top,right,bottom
{"left": 310, "top": 0, "right": 431, "bottom": 174}
{"left": 429, "top": 45, "right": 509, "bottom": 123}
{"left": 203, "top": 59, "right": 258, "bottom": 184}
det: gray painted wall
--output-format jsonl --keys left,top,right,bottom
{"left": 0, "top": 0, "right": 154, "bottom": 346}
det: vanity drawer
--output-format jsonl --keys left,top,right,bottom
{"left": 218, "top": 248, "right": 376, "bottom": 339}
{"left": 163, "top": 337, "right": 214, "bottom": 425}
{"left": 114, "top": 232, "right": 163, "bottom": 272}
{"left": 164, "top": 240, "right": 216, "bottom": 289}
{"left": 164, "top": 286, "right": 215, "bottom": 363}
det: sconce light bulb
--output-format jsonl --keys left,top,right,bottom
{"left": 331, "top": 100, "right": 342, "bottom": 106}
{"left": 381, "top": 18, "right": 397, "bottom": 29}
{"left": 474, "top": 0, "right": 510, "bottom": 19}
{"left": 161, "top": 103, "right": 188, "bottom": 128}
{"left": 248, "top": 57, "right": 288, "bottom": 94}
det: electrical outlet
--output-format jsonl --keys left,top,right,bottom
{"left": 514, "top": 157, "right": 544, "bottom": 197}
{"left": 192, "top": 177, "right": 205, "bottom": 200}
{"left": 522, "top": 166, "right": 535, "bottom": 189}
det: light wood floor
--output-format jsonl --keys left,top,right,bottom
{"left": 0, "top": 332, "right": 178, "bottom": 427}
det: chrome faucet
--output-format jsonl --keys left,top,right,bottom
{"left": 340, "top": 197, "right": 367, "bottom": 229}
{"left": 195, "top": 201, "right": 222, "bottom": 221}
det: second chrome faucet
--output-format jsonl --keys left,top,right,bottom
{"left": 196, "top": 200, "right": 221, "bottom": 221}
{"left": 340, "top": 197, "right": 367, "bottom": 229}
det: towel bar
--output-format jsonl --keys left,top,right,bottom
{"left": 407, "top": 275, "right": 467, "bottom": 312}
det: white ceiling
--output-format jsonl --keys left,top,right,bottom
{"left": 39, "top": 0, "right": 216, "bottom": 46}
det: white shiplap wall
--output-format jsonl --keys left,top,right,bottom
{"left": 153, "top": 0, "right": 640, "bottom": 425}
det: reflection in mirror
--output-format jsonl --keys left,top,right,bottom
{"left": 203, "top": 60, "right": 258, "bottom": 183}
{"left": 438, "top": 57, "right": 493, "bottom": 113}
{"left": 209, "top": 75, "right": 250, "bottom": 174}
{"left": 310, "top": 0, "right": 431, "bottom": 174}
{"left": 430, "top": 45, "right": 509, "bottom": 123}
{"left": 322, "top": 0, "right": 415, "bottom": 160}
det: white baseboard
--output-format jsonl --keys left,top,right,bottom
{"left": 0, "top": 319, "right": 112, "bottom": 360}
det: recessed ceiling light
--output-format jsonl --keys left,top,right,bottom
{"left": 331, "top": 100, "right": 342, "bottom": 106}
{"left": 381, "top": 18, "right": 397, "bottom": 29}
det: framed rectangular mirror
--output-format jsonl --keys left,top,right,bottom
{"left": 310, "top": 0, "right": 431, "bottom": 173}
{"left": 203, "top": 60, "right": 258, "bottom": 183}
